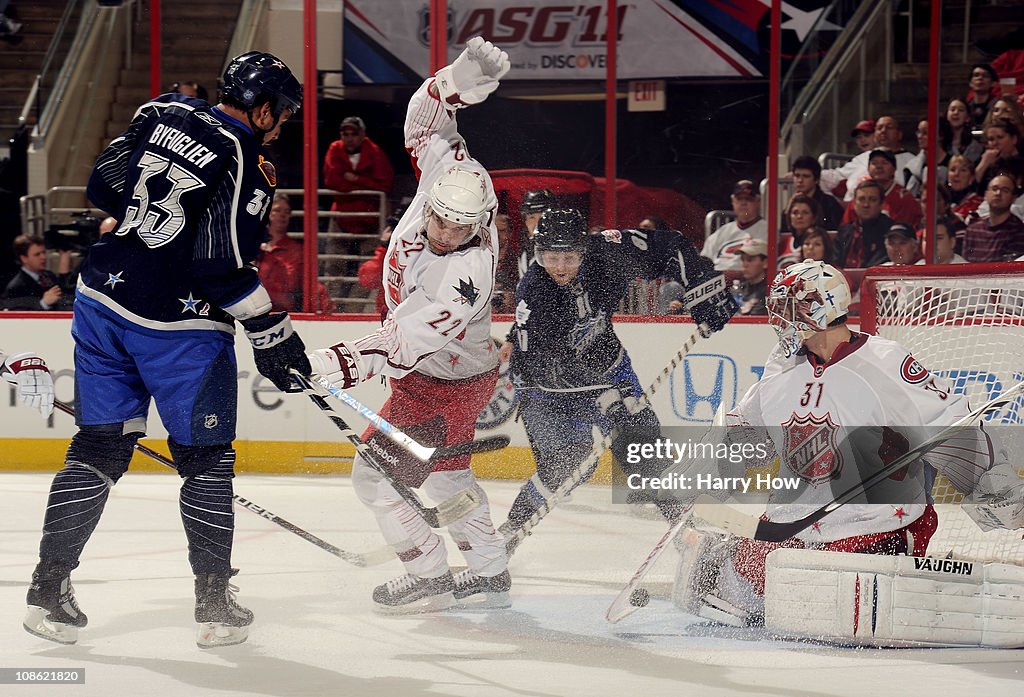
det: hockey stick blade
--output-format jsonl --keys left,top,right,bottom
{"left": 310, "top": 373, "right": 510, "bottom": 461}
{"left": 693, "top": 380, "right": 1024, "bottom": 543}
{"left": 291, "top": 372, "right": 482, "bottom": 528}
{"left": 52, "top": 400, "right": 390, "bottom": 567}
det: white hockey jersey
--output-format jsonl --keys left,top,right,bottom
{"left": 350, "top": 78, "right": 499, "bottom": 382}
{"left": 727, "top": 332, "right": 1008, "bottom": 544}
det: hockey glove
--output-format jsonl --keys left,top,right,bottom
{"left": 308, "top": 341, "right": 366, "bottom": 391}
{"left": 1, "top": 352, "right": 54, "bottom": 418}
{"left": 435, "top": 36, "right": 510, "bottom": 110}
{"left": 686, "top": 276, "right": 738, "bottom": 335}
{"left": 963, "top": 492, "right": 1024, "bottom": 531}
{"left": 241, "top": 312, "right": 311, "bottom": 392}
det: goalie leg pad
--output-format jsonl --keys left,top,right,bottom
{"left": 764, "top": 548, "right": 1024, "bottom": 648}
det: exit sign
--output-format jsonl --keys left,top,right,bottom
{"left": 627, "top": 80, "right": 665, "bottom": 112}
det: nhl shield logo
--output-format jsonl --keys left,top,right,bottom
{"left": 782, "top": 412, "right": 842, "bottom": 485}
{"left": 204, "top": 414, "right": 219, "bottom": 430}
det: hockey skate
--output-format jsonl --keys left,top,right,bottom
{"left": 194, "top": 569, "right": 254, "bottom": 648}
{"left": 372, "top": 572, "right": 455, "bottom": 614}
{"left": 453, "top": 568, "right": 512, "bottom": 609}
{"left": 23, "top": 564, "right": 88, "bottom": 645}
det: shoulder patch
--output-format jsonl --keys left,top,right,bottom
{"left": 195, "top": 111, "right": 222, "bottom": 127}
{"left": 453, "top": 277, "right": 480, "bottom": 306}
{"left": 258, "top": 154, "right": 277, "bottom": 187}
{"left": 900, "top": 354, "right": 930, "bottom": 384}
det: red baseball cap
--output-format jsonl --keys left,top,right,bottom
{"left": 850, "top": 119, "right": 876, "bottom": 136}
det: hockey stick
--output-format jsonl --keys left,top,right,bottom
{"left": 691, "top": 380, "right": 1024, "bottom": 543}
{"left": 311, "top": 373, "right": 510, "bottom": 461}
{"left": 605, "top": 401, "right": 727, "bottom": 623}
{"left": 52, "top": 400, "right": 392, "bottom": 568}
{"left": 290, "top": 371, "right": 482, "bottom": 528}
{"left": 506, "top": 324, "right": 706, "bottom": 555}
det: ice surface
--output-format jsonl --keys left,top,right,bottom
{"left": 3, "top": 473, "right": 1021, "bottom": 697}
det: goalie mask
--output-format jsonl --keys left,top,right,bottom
{"left": 767, "top": 260, "right": 851, "bottom": 357}
{"left": 423, "top": 167, "right": 489, "bottom": 253}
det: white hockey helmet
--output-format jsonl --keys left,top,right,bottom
{"left": 425, "top": 166, "right": 489, "bottom": 238}
{"left": 767, "top": 260, "right": 851, "bottom": 357}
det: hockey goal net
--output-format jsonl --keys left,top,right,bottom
{"left": 860, "top": 263, "right": 1024, "bottom": 566}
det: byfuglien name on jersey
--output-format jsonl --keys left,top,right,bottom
{"left": 148, "top": 124, "right": 218, "bottom": 168}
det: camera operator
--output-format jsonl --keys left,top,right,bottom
{"left": 2, "top": 233, "right": 74, "bottom": 310}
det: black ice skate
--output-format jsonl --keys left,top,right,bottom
{"left": 23, "top": 563, "right": 88, "bottom": 645}
{"left": 372, "top": 572, "right": 454, "bottom": 614}
{"left": 194, "top": 569, "right": 254, "bottom": 648}
{"left": 453, "top": 568, "right": 512, "bottom": 609}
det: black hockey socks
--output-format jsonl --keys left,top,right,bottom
{"left": 179, "top": 451, "right": 236, "bottom": 574}
{"left": 38, "top": 462, "right": 112, "bottom": 564}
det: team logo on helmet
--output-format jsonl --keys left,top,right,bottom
{"left": 258, "top": 155, "right": 277, "bottom": 186}
{"left": 782, "top": 412, "right": 843, "bottom": 485}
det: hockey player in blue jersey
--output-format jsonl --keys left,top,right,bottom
{"left": 500, "top": 209, "right": 736, "bottom": 539}
{"left": 22, "top": 52, "right": 311, "bottom": 648}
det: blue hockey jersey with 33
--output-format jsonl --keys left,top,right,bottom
{"left": 81, "top": 94, "right": 276, "bottom": 334}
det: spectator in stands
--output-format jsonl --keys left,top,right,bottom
{"left": 882, "top": 223, "right": 922, "bottom": 266}
{"left": 0, "top": 1, "right": 21, "bottom": 39}
{"left": 966, "top": 63, "right": 999, "bottom": 126}
{"left": 637, "top": 215, "right": 669, "bottom": 231}
{"left": 784, "top": 155, "right": 844, "bottom": 231}
{"left": 946, "top": 98, "right": 984, "bottom": 164}
{"left": 492, "top": 213, "right": 517, "bottom": 313}
{"left": 983, "top": 96, "right": 1024, "bottom": 135}
{"left": 841, "top": 149, "right": 921, "bottom": 228}
{"left": 963, "top": 172, "right": 1024, "bottom": 262}
{"left": 947, "top": 154, "right": 984, "bottom": 223}
{"left": 799, "top": 227, "right": 838, "bottom": 266}
{"left": 2, "top": 234, "right": 73, "bottom": 310}
{"left": 356, "top": 209, "right": 402, "bottom": 317}
{"left": 515, "top": 189, "right": 555, "bottom": 281}
{"left": 820, "top": 116, "right": 912, "bottom": 201}
{"left": 171, "top": 80, "right": 209, "bottom": 103}
{"left": 850, "top": 119, "right": 876, "bottom": 152}
{"left": 735, "top": 237, "right": 768, "bottom": 316}
{"left": 322, "top": 116, "right": 395, "bottom": 281}
{"left": 701, "top": 179, "right": 766, "bottom": 271}
{"left": 836, "top": 179, "right": 892, "bottom": 268}
{"left": 778, "top": 193, "right": 822, "bottom": 266}
{"left": 918, "top": 216, "right": 967, "bottom": 265}
{"left": 256, "top": 194, "right": 332, "bottom": 314}
{"left": 975, "top": 119, "right": 1021, "bottom": 186}
{"left": 903, "top": 117, "right": 953, "bottom": 199}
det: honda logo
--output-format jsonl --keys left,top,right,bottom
{"left": 670, "top": 354, "right": 737, "bottom": 423}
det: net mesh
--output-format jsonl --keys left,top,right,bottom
{"left": 861, "top": 265, "right": 1024, "bottom": 565}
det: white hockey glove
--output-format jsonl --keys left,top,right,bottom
{"left": 2, "top": 352, "right": 55, "bottom": 418}
{"left": 308, "top": 342, "right": 366, "bottom": 391}
{"left": 434, "top": 36, "right": 510, "bottom": 110}
{"left": 964, "top": 491, "right": 1024, "bottom": 531}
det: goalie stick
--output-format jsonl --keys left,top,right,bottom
{"left": 52, "top": 400, "right": 392, "bottom": 568}
{"left": 311, "top": 372, "right": 510, "bottom": 461}
{"left": 506, "top": 324, "right": 707, "bottom": 555}
{"left": 291, "top": 371, "right": 483, "bottom": 528}
{"left": 691, "top": 379, "right": 1024, "bottom": 543}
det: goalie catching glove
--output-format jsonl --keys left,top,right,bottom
{"left": 308, "top": 342, "right": 366, "bottom": 391}
{"left": 1, "top": 352, "right": 55, "bottom": 418}
{"left": 434, "top": 36, "right": 510, "bottom": 110}
{"left": 241, "top": 312, "right": 311, "bottom": 391}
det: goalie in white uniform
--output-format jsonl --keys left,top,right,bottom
{"left": 671, "top": 260, "right": 1024, "bottom": 645}
{"left": 309, "top": 38, "right": 511, "bottom": 613}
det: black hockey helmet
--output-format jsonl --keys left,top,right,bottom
{"left": 222, "top": 52, "right": 302, "bottom": 120}
{"left": 520, "top": 189, "right": 555, "bottom": 214}
{"left": 533, "top": 208, "right": 588, "bottom": 253}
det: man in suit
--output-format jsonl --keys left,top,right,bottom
{"left": 2, "top": 234, "right": 72, "bottom": 310}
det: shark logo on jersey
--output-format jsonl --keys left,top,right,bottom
{"left": 258, "top": 155, "right": 277, "bottom": 186}
{"left": 782, "top": 412, "right": 842, "bottom": 485}
{"left": 195, "top": 111, "right": 222, "bottom": 127}
{"left": 569, "top": 312, "right": 607, "bottom": 355}
{"left": 453, "top": 277, "right": 480, "bottom": 305}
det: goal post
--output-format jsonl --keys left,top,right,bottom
{"left": 859, "top": 262, "right": 1024, "bottom": 566}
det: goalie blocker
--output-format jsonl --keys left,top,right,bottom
{"left": 763, "top": 548, "right": 1024, "bottom": 648}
